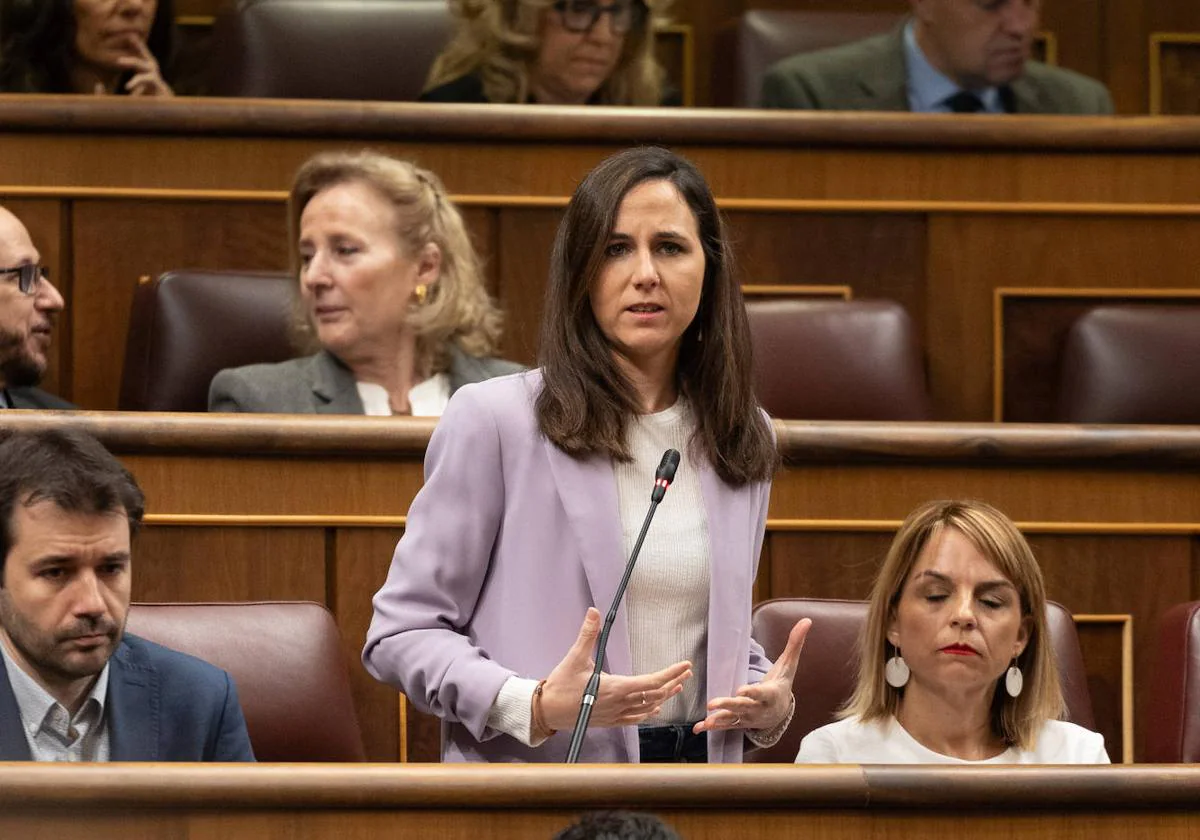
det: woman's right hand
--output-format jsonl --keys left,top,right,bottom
{"left": 539, "top": 608, "right": 692, "bottom": 731}
{"left": 115, "top": 35, "right": 174, "bottom": 97}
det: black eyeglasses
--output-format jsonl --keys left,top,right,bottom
{"left": 552, "top": 0, "right": 646, "bottom": 34}
{"left": 0, "top": 264, "right": 49, "bottom": 295}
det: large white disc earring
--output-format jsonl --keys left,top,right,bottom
{"left": 885, "top": 649, "right": 910, "bottom": 688}
{"left": 1005, "top": 661, "right": 1024, "bottom": 698}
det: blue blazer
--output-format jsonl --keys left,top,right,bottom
{"left": 0, "top": 634, "right": 255, "bottom": 761}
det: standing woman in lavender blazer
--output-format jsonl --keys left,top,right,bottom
{"left": 363, "top": 147, "right": 811, "bottom": 763}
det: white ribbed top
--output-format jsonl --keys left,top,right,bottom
{"left": 615, "top": 400, "right": 710, "bottom": 724}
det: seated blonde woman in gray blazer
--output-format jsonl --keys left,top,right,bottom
{"left": 209, "top": 151, "right": 522, "bottom": 416}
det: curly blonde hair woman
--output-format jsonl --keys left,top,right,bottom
{"left": 208, "top": 151, "right": 523, "bottom": 416}
{"left": 421, "top": 0, "right": 676, "bottom": 105}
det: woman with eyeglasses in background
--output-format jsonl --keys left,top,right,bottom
{"left": 421, "top": 0, "right": 678, "bottom": 106}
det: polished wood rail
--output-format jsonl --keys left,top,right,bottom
{"left": 6, "top": 98, "right": 1200, "bottom": 419}
{"left": 0, "top": 412, "right": 1192, "bottom": 763}
{"left": 1, "top": 764, "right": 1198, "bottom": 839}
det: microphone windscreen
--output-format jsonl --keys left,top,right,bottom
{"left": 656, "top": 449, "right": 681, "bottom": 482}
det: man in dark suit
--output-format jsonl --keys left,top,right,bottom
{"left": 762, "top": 0, "right": 1112, "bottom": 114}
{"left": 0, "top": 428, "right": 254, "bottom": 761}
{"left": 0, "top": 205, "right": 73, "bottom": 409}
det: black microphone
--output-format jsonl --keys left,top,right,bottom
{"left": 565, "top": 448, "right": 680, "bottom": 763}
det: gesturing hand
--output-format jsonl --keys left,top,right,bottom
{"left": 693, "top": 617, "right": 811, "bottom": 734}
{"left": 539, "top": 608, "right": 693, "bottom": 732}
{"left": 115, "top": 35, "right": 174, "bottom": 97}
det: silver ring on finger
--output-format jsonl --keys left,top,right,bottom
{"left": 731, "top": 715, "right": 742, "bottom": 727}
{"left": 640, "top": 691, "right": 647, "bottom": 706}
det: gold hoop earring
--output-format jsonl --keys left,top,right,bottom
{"left": 414, "top": 284, "right": 428, "bottom": 305}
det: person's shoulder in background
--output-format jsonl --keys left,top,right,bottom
{"left": 208, "top": 355, "right": 332, "bottom": 414}
{"left": 420, "top": 73, "right": 491, "bottom": 103}
{"left": 1018, "top": 61, "right": 1114, "bottom": 115}
{"left": 8, "top": 386, "right": 75, "bottom": 409}
{"left": 760, "top": 30, "right": 901, "bottom": 110}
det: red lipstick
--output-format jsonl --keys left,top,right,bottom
{"left": 939, "top": 643, "right": 979, "bottom": 656}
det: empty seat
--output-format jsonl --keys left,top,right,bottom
{"left": 746, "top": 597, "right": 1095, "bottom": 762}
{"left": 119, "top": 270, "right": 295, "bottom": 412}
{"left": 1056, "top": 305, "right": 1200, "bottom": 424}
{"left": 712, "top": 10, "right": 902, "bottom": 107}
{"left": 1145, "top": 602, "right": 1200, "bottom": 762}
{"left": 209, "top": 0, "right": 453, "bottom": 101}
{"left": 126, "top": 601, "right": 366, "bottom": 761}
{"left": 745, "top": 298, "right": 932, "bottom": 420}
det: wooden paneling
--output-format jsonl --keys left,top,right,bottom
{"left": 332, "top": 528, "right": 410, "bottom": 763}
{"left": 457, "top": 206, "right": 500, "bottom": 297}
{"left": 496, "top": 208, "right": 559, "bottom": 366}
{"left": 1029, "top": 533, "right": 1190, "bottom": 762}
{"left": 723, "top": 212, "right": 926, "bottom": 320}
{"left": 928, "top": 214, "right": 1200, "bottom": 421}
{"left": 133, "top": 526, "right": 327, "bottom": 602}
{"left": 8, "top": 764, "right": 1200, "bottom": 839}
{"left": 26, "top": 195, "right": 1200, "bottom": 416}
{"left": 70, "top": 199, "right": 287, "bottom": 408}
{"left": 1075, "top": 618, "right": 1131, "bottom": 764}
{"left": 764, "top": 531, "right": 891, "bottom": 601}
{"left": 8, "top": 102, "right": 1200, "bottom": 415}
{"left": 6, "top": 412, "right": 1197, "bottom": 762}
{"left": 331, "top": 527, "right": 440, "bottom": 764}
{"left": 1151, "top": 35, "right": 1200, "bottom": 115}
{"left": 997, "top": 289, "right": 1200, "bottom": 422}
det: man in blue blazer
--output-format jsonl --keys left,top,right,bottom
{"left": 0, "top": 428, "right": 254, "bottom": 761}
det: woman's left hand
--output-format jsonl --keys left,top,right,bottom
{"left": 115, "top": 35, "right": 174, "bottom": 97}
{"left": 692, "top": 618, "right": 811, "bottom": 734}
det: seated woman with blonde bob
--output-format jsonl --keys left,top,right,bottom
{"left": 421, "top": 0, "right": 679, "bottom": 106}
{"left": 209, "top": 152, "right": 522, "bottom": 416}
{"left": 796, "top": 499, "right": 1109, "bottom": 765}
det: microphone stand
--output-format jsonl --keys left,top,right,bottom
{"left": 564, "top": 449, "right": 679, "bottom": 763}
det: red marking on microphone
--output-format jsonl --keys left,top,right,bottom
{"left": 655, "top": 478, "right": 670, "bottom": 489}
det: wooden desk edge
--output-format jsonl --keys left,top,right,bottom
{"left": 2, "top": 96, "right": 1197, "bottom": 151}
{"left": 6, "top": 411, "right": 1200, "bottom": 464}
{"left": 0, "top": 764, "right": 1198, "bottom": 810}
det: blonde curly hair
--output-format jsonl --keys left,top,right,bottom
{"left": 425, "top": 0, "right": 670, "bottom": 105}
{"left": 288, "top": 150, "right": 503, "bottom": 374}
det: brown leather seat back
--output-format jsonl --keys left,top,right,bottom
{"left": 747, "top": 597, "right": 1095, "bottom": 762}
{"left": 713, "top": 10, "right": 903, "bottom": 107}
{"left": 1145, "top": 602, "right": 1200, "bottom": 762}
{"left": 126, "top": 601, "right": 366, "bottom": 761}
{"left": 209, "top": 0, "right": 453, "bottom": 100}
{"left": 1056, "top": 305, "right": 1200, "bottom": 423}
{"left": 119, "top": 270, "right": 295, "bottom": 412}
{"left": 746, "top": 299, "right": 932, "bottom": 420}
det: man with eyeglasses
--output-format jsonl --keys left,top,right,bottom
{"left": 0, "top": 206, "right": 71, "bottom": 410}
{"left": 761, "top": 0, "right": 1111, "bottom": 114}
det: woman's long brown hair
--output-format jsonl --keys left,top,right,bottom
{"left": 535, "top": 146, "right": 777, "bottom": 486}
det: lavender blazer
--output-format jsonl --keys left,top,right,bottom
{"left": 363, "top": 370, "right": 773, "bottom": 762}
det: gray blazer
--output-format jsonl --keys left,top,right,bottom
{"left": 761, "top": 26, "right": 1113, "bottom": 115}
{"left": 208, "top": 348, "right": 525, "bottom": 414}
